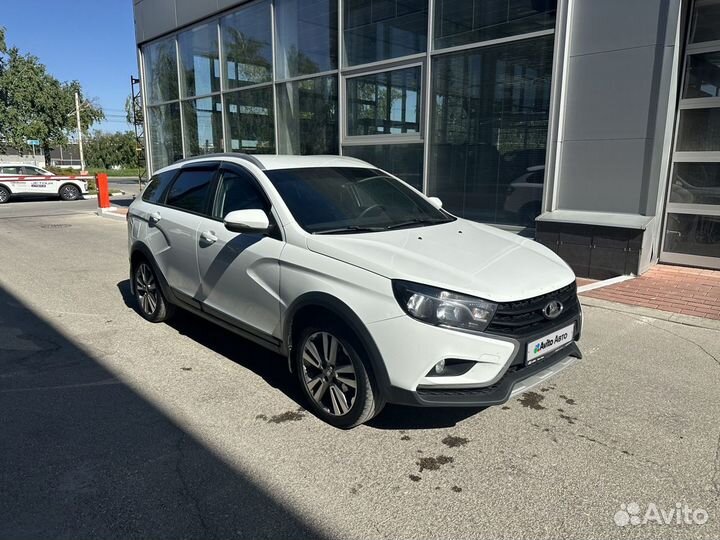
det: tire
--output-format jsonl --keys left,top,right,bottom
{"left": 59, "top": 184, "right": 81, "bottom": 201}
{"left": 0, "top": 186, "right": 10, "bottom": 204}
{"left": 293, "top": 323, "right": 384, "bottom": 428}
{"left": 132, "top": 260, "right": 175, "bottom": 322}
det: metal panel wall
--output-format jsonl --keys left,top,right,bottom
{"left": 550, "top": 0, "right": 682, "bottom": 215}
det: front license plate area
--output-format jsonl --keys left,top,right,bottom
{"left": 526, "top": 323, "right": 575, "bottom": 365}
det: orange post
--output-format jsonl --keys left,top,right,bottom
{"left": 96, "top": 173, "right": 111, "bottom": 208}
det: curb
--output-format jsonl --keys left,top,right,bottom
{"left": 95, "top": 207, "right": 127, "bottom": 222}
{"left": 580, "top": 295, "right": 720, "bottom": 331}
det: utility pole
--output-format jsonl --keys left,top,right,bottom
{"left": 74, "top": 92, "right": 85, "bottom": 172}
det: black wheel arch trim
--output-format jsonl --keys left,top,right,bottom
{"left": 282, "top": 292, "right": 392, "bottom": 394}
{"left": 129, "top": 241, "right": 177, "bottom": 304}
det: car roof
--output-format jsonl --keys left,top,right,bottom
{"left": 172, "top": 153, "right": 375, "bottom": 171}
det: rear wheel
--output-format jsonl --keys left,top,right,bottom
{"left": 133, "top": 261, "right": 174, "bottom": 322}
{"left": 294, "top": 324, "right": 383, "bottom": 428}
{"left": 0, "top": 186, "right": 9, "bottom": 204}
{"left": 59, "top": 184, "right": 81, "bottom": 201}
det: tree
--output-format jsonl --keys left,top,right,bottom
{"left": 85, "top": 131, "right": 138, "bottom": 169}
{"left": 0, "top": 27, "right": 104, "bottom": 164}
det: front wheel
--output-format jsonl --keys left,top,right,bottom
{"left": 0, "top": 186, "right": 10, "bottom": 204}
{"left": 59, "top": 184, "right": 81, "bottom": 201}
{"left": 293, "top": 325, "right": 383, "bottom": 428}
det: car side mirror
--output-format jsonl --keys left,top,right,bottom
{"left": 224, "top": 209, "right": 270, "bottom": 233}
{"left": 427, "top": 196, "right": 443, "bottom": 209}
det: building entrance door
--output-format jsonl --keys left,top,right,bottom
{"left": 661, "top": 0, "right": 720, "bottom": 269}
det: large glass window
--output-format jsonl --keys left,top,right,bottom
{"left": 428, "top": 36, "right": 554, "bottom": 226}
{"left": 221, "top": 1, "right": 272, "bottom": 89}
{"left": 664, "top": 213, "right": 720, "bottom": 258}
{"left": 225, "top": 87, "right": 276, "bottom": 154}
{"left": 343, "top": 143, "right": 423, "bottom": 190}
{"left": 347, "top": 67, "right": 421, "bottom": 136}
{"left": 275, "top": 0, "right": 338, "bottom": 79}
{"left": 684, "top": 52, "right": 720, "bottom": 98}
{"left": 148, "top": 103, "right": 183, "bottom": 170}
{"left": 144, "top": 36, "right": 178, "bottom": 104}
{"left": 178, "top": 23, "right": 220, "bottom": 97}
{"left": 344, "top": 0, "right": 427, "bottom": 66}
{"left": 670, "top": 163, "right": 720, "bottom": 205}
{"left": 677, "top": 108, "right": 720, "bottom": 152}
{"left": 278, "top": 76, "right": 339, "bottom": 154}
{"left": 183, "top": 96, "right": 224, "bottom": 156}
{"left": 690, "top": 0, "right": 720, "bottom": 43}
{"left": 434, "top": 0, "right": 557, "bottom": 50}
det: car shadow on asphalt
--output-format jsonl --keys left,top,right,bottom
{"left": 110, "top": 197, "right": 133, "bottom": 208}
{"left": 118, "top": 279, "right": 487, "bottom": 431}
{"left": 0, "top": 281, "right": 331, "bottom": 539}
{"left": 117, "top": 280, "right": 304, "bottom": 405}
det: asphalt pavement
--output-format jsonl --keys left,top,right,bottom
{"left": 1, "top": 199, "right": 719, "bottom": 539}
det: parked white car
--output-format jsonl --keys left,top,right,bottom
{"left": 0, "top": 163, "right": 89, "bottom": 203}
{"left": 127, "top": 154, "right": 582, "bottom": 428}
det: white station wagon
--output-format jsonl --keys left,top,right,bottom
{"left": 127, "top": 154, "right": 583, "bottom": 428}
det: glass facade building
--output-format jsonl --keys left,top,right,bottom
{"left": 139, "top": 0, "right": 557, "bottom": 230}
{"left": 135, "top": 0, "right": 720, "bottom": 275}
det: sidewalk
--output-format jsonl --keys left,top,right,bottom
{"left": 581, "top": 264, "right": 720, "bottom": 321}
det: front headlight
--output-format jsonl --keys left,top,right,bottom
{"left": 392, "top": 280, "right": 497, "bottom": 332}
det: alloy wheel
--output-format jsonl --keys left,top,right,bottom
{"left": 301, "top": 331, "right": 358, "bottom": 417}
{"left": 135, "top": 263, "right": 158, "bottom": 316}
{"left": 61, "top": 185, "right": 79, "bottom": 200}
{"left": 0, "top": 189, "right": 8, "bottom": 203}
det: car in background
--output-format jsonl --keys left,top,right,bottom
{"left": 0, "top": 163, "right": 90, "bottom": 203}
{"left": 127, "top": 154, "right": 582, "bottom": 428}
{"left": 503, "top": 165, "right": 545, "bottom": 227}
{"left": 0, "top": 164, "right": 54, "bottom": 176}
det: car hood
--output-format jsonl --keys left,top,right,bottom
{"left": 305, "top": 219, "right": 575, "bottom": 302}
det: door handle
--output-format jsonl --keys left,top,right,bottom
{"left": 200, "top": 230, "right": 218, "bottom": 244}
{"left": 148, "top": 212, "right": 161, "bottom": 224}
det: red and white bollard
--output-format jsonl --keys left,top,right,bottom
{"left": 96, "top": 173, "right": 111, "bottom": 209}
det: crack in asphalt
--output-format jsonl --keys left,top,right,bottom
{"left": 174, "top": 432, "right": 215, "bottom": 539}
{"left": 583, "top": 301, "right": 720, "bottom": 330}
{"left": 713, "top": 430, "right": 720, "bottom": 497}
{"left": 643, "top": 320, "right": 720, "bottom": 369}
{"left": 585, "top": 304, "right": 720, "bottom": 368}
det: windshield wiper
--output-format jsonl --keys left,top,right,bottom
{"left": 383, "top": 218, "right": 452, "bottom": 230}
{"left": 313, "top": 225, "right": 385, "bottom": 235}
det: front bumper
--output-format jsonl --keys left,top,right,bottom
{"left": 367, "top": 306, "right": 582, "bottom": 407}
{"left": 386, "top": 341, "right": 582, "bottom": 407}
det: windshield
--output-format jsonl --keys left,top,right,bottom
{"left": 265, "top": 167, "right": 454, "bottom": 234}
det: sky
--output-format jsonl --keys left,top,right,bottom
{"left": 3, "top": 0, "right": 138, "bottom": 133}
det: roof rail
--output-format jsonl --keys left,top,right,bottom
{"left": 174, "top": 152, "right": 265, "bottom": 170}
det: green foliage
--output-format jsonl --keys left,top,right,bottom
{"left": 84, "top": 131, "right": 139, "bottom": 169}
{"left": 125, "top": 95, "right": 143, "bottom": 125}
{"left": 0, "top": 26, "right": 104, "bottom": 163}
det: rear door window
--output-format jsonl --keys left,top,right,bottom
{"left": 142, "top": 170, "right": 177, "bottom": 203}
{"left": 165, "top": 167, "right": 216, "bottom": 214}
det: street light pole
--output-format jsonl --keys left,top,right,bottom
{"left": 74, "top": 92, "right": 85, "bottom": 172}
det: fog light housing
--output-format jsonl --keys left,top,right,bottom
{"left": 426, "top": 359, "right": 476, "bottom": 377}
